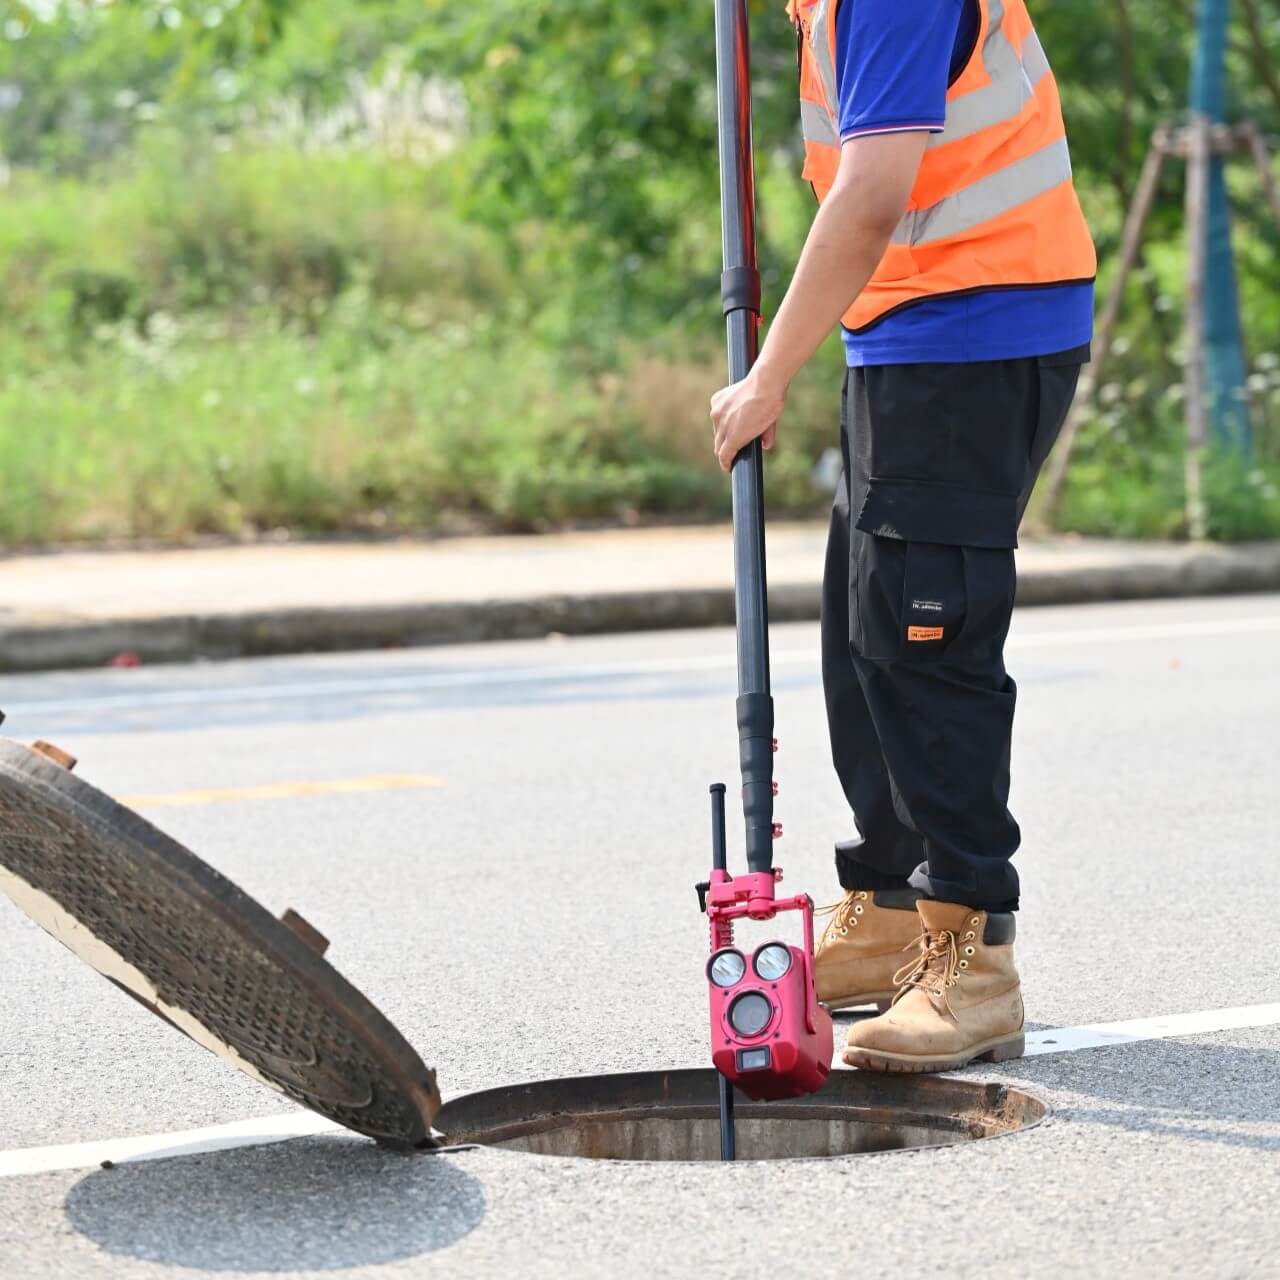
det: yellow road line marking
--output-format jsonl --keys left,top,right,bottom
{"left": 119, "top": 774, "right": 445, "bottom": 808}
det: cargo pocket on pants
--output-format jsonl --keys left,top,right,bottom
{"left": 852, "top": 535, "right": 966, "bottom": 661}
{"left": 901, "top": 541, "right": 967, "bottom": 659}
{"left": 850, "top": 478, "right": 1019, "bottom": 662}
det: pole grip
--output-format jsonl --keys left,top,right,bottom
{"left": 721, "top": 266, "right": 762, "bottom": 318}
{"left": 737, "top": 693, "right": 775, "bottom": 873}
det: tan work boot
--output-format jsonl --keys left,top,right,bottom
{"left": 813, "top": 888, "right": 923, "bottom": 1011}
{"left": 842, "top": 899, "right": 1024, "bottom": 1072}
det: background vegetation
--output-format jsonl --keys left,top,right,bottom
{"left": 2, "top": 0, "right": 1279, "bottom": 544}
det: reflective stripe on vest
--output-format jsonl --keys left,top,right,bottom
{"left": 800, "top": 98, "right": 840, "bottom": 148}
{"left": 794, "top": 0, "right": 1096, "bottom": 332}
{"left": 807, "top": 0, "right": 839, "bottom": 120}
{"left": 892, "top": 136, "right": 1072, "bottom": 247}
{"left": 929, "top": 13, "right": 1051, "bottom": 148}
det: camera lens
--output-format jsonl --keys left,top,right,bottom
{"left": 728, "top": 991, "right": 773, "bottom": 1038}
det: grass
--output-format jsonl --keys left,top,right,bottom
{"left": 0, "top": 137, "right": 854, "bottom": 546}
{"left": 1057, "top": 396, "right": 1280, "bottom": 541}
{"left": 0, "top": 295, "right": 850, "bottom": 545}
{"left": 0, "top": 313, "right": 683, "bottom": 544}
{"left": 0, "top": 138, "right": 1277, "bottom": 547}
{"left": 0, "top": 141, "right": 505, "bottom": 329}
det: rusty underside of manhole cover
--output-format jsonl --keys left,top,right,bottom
{"left": 436, "top": 1069, "right": 1047, "bottom": 1162}
{"left": 0, "top": 738, "right": 440, "bottom": 1149}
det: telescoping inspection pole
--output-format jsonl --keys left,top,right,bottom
{"left": 711, "top": 0, "right": 773, "bottom": 1165}
{"left": 713, "top": 0, "right": 775, "bottom": 879}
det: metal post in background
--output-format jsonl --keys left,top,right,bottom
{"left": 1184, "top": 118, "right": 1212, "bottom": 541}
{"left": 1190, "top": 0, "right": 1252, "bottom": 455}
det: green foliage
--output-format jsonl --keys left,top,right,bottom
{"left": 407, "top": 1, "right": 813, "bottom": 342}
{"left": 0, "top": 1, "right": 423, "bottom": 169}
{"left": 1036, "top": 0, "right": 1280, "bottom": 492}
{"left": 0, "top": 302, "right": 731, "bottom": 545}
{"left": 3, "top": 1, "right": 1280, "bottom": 544}
{"left": 0, "top": 139, "right": 853, "bottom": 545}
{"left": 1058, "top": 389, "right": 1280, "bottom": 539}
{"left": 0, "top": 140, "right": 506, "bottom": 325}
{"left": 0, "top": 4, "right": 183, "bottom": 170}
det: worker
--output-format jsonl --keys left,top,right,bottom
{"left": 709, "top": 0, "right": 1095, "bottom": 1072}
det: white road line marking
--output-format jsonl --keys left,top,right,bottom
{"left": 2, "top": 1000, "right": 1278, "bottom": 1179}
{"left": 1023, "top": 1002, "right": 1280, "bottom": 1056}
{"left": 1011, "top": 615, "right": 1280, "bottom": 649}
{"left": 0, "top": 1113, "right": 341, "bottom": 1179}
{"left": 4, "top": 614, "right": 1278, "bottom": 719}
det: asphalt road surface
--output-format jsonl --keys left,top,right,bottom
{"left": 1, "top": 594, "right": 1278, "bottom": 1278}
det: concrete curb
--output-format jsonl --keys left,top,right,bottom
{"left": 2, "top": 544, "right": 1278, "bottom": 673}
{"left": 1012, "top": 541, "right": 1280, "bottom": 606}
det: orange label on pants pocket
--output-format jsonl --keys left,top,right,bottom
{"left": 907, "top": 626, "right": 945, "bottom": 642}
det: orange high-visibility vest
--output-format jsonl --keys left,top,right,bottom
{"left": 791, "top": 0, "right": 1096, "bottom": 333}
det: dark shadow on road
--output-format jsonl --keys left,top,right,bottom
{"left": 995, "top": 1039, "right": 1280, "bottom": 1154}
{"left": 829, "top": 1008, "right": 882, "bottom": 1025}
{"left": 65, "top": 1135, "right": 485, "bottom": 1272}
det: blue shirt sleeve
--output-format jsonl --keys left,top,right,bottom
{"left": 835, "top": 0, "right": 965, "bottom": 141}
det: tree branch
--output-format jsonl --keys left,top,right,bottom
{"left": 1114, "top": 0, "right": 1137, "bottom": 198}
{"left": 1239, "top": 0, "right": 1280, "bottom": 121}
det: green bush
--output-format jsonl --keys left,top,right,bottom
{"left": 1058, "top": 395, "right": 1280, "bottom": 540}
{"left": 0, "top": 141, "right": 508, "bottom": 327}
{"left": 2, "top": 2, "right": 1279, "bottom": 546}
{"left": 0, "top": 134, "right": 856, "bottom": 547}
{"left": 0, "top": 306, "right": 664, "bottom": 544}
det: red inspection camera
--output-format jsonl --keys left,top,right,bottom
{"left": 697, "top": 787, "right": 835, "bottom": 1160}
{"left": 703, "top": 861, "right": 833, "bottom": 1100}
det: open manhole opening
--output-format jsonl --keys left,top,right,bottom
{"left": 437, "top": 1069, "right": 1047, "bottom": 1162}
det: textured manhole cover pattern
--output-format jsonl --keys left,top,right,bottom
{"left": 436, "top": 1069, "right": 1047, "bottom": 1161}
{"left": 0, "top": 739, "right": 440, "bottom": 1147}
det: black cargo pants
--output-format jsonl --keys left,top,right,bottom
{"left": 821, "top": 345, "right": 1088, "bottom": 913}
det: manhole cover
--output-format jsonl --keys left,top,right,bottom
{"left": 0, "top": 739, "right": 440, "bottom": 1149}
{"left": 436, "top": 1069, "right": 1046, "bottom": 1162}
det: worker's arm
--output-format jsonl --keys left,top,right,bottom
{"left": 709, "top": 131, "right": 928, "bottom": 472}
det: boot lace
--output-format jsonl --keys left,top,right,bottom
{"left": 892, "top": 928, "right": 962, "bottom": 1015}
{"left": 814, "top": 890, "right": 869, "bottom": 947}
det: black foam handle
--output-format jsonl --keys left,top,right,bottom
{"left": 736, "top": 692, "right": 775, "bottom": 873}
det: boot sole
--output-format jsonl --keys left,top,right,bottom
{"left": 842, "top": 1031, "right": 1025, "bottom": 1074}
{"left": 821, "top": 991, "right": 895, "bottom": 1014}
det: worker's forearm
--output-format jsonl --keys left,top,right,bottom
{"left": 753, "top": 191, "right": 895, "bottom": 391}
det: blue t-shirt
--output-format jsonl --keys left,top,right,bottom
{"left": 833, "top": 0, "right": 1093, "bottom": 366}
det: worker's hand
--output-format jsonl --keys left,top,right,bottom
{"left": 709, "top": 368, "right": 786, "bottom": 473}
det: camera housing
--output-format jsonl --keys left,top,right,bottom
{"left": 703, "top": 870, "right": 834, "bottom": 1101}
